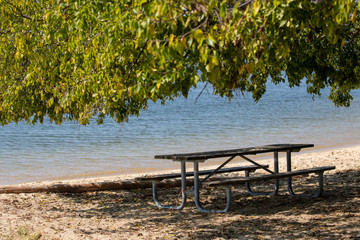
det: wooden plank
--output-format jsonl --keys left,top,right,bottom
{"left": 204, "top": 166, "right": 336, "bottom": 186}
{"left": 135, "top": 164, "right": 269, "bottom": 181}
{"left": 155, "top": 144, "right": 314, "bottom": 161}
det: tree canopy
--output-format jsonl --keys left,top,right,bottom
{"left": 0, "top": 0, "right": 359, "bottom": 125}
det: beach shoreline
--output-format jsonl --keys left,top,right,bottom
{"left": 0, "top": 143, "right": 359, "bottom": 239}
{"left": 2, "top": 140, "right": 360, "bottom": 186}
{"left": 3, "top": 143, "right": 360, "bottom": 188}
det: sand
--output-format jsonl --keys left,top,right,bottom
{"left": 0, "top": 145, "right": 359, "bottom": 239}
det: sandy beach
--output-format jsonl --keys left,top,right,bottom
{"left": 0, "top": 145, "right": 359, "bottom": 239}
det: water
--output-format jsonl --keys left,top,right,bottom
{"left": 1, "top": 81, "right": 360, "bottom": 185}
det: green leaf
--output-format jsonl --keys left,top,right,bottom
{"left": 253, "top": 1, "right": 261, "bottom": 16}
{"left": 207, "top": 34, "right": 216, "bottom": 47}
{"left": 193, "top": 29, "right": 204, "bottom": 43}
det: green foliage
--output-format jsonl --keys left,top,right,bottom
{"left": 2, "top": 224, "right": 42, "bottom": 240}
{"left": 0, "top": 0, "right": 359, "bottom": 125}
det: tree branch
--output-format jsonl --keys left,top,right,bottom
{"left": 0, "top": 30, "right": 11, "bottom": 35}
{"left": 195, "top": 82, "right": 209, "bottom": 103}
{"left": 311, "top": 0, "right": 325, "bottom": 3}
{"left": 180, "top": 15, "right": 210, "bottom": 39}
{"left": 4, "top": 0, "right": 33, "bottom": 21}
{"left": 227, "top": 0, "right": 254, "bottom": 11}
{"left": 128, "top": 41, "right": 148, "bottom": 77}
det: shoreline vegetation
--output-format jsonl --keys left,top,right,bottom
{"left": 0, "top": 144, "right": 359, "bottom": 239}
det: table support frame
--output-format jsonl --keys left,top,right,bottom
{"left": 193, "top": 162, "right": 232, "bottom": 213}
{"left": 286, "top": 151, "right": 325, "bottom": 198}
{"left": 152, "top": 161, "right": 187, "bottom": 210}
{"left": 244, "top": 152, "right": 280, "bottom": 196}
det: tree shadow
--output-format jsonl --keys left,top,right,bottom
{"left": 53, "top": 169, "right": 360, "bottom": 239}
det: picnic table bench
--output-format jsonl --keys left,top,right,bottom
{"left": 139, "top": 144, "right": 335, "bottom": 213}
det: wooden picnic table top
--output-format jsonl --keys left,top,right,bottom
{"left": 154, "top": 144, "right": 314, "bottom": 161}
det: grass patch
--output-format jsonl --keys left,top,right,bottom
{"left": 1, "top": 224, "right": 42, "bottom": 240}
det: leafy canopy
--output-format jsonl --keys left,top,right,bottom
{"left": 0, "top": 0, "right": 359, "bottom": 125}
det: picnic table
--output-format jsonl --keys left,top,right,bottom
{"left": 137, "top": 144, "right": 335, "bottom": 213}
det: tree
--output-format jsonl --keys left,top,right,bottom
{"left": 0, "top": 0, "right": 359, "bottom": 125}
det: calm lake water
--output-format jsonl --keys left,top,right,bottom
{"left": 1, "top": 81, "right": 360, "bottom": 185}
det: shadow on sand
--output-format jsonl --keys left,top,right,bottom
{"left": 55, "top": 169, "right": 359, "bottom": 239}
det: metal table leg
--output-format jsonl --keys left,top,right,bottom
{"left": 193, "top": 162, "right": 231, "bottom": 213}
{"left": 245, "top": 151, "right": 279, "bottom": 196}
{"left": 287, "top": 150, "right": 296, "bottom": 196}
{"left": 286, "top": 151, "right": 325, "bottom": 198}
{"left": 152, "top": 161, "right": 187, "bottom": 210}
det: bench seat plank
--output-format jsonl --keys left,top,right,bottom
{"left": 204, "top": 166, "right": 336, "bottom": 186}
{"left": 135, "top": 164, "right": 269, "bottom": 181}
